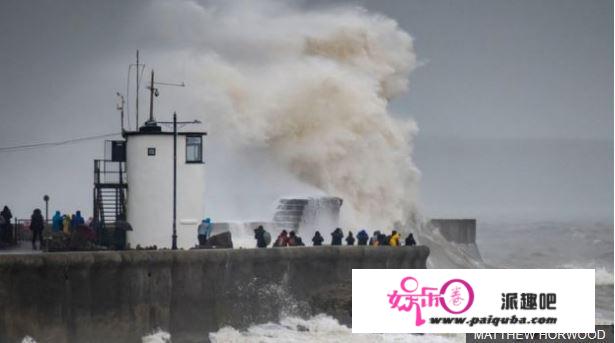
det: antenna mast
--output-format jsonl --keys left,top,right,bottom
{"left": 116, "top": 93, "right": 125, "bottom": 132}
{"left": 140, "top": 69, "right": 161, "bottom": 132}
{"left": 148, "top": 70, "right": 155, "bottom": 123}
{"left": 135, "top": 50, "right": 140, "bottom": 129}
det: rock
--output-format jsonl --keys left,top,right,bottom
{"left": 201, "top": 231, "right": 233, "bottom": 249}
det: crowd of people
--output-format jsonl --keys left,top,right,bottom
{"left": 0, "top": 205, "right": 131, "bottom": 251}
{"left": 253, "top": 225, "right": 417, "bottom": 248}
{"left": 31, "top": 209, "right": 89, "bottom": 250}
{"left": 4, "top": 207, "right": 420, "bottom": 251}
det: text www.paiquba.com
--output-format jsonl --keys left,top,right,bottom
{"left": 430, "top": 315, "right": 557, "bottom": 327}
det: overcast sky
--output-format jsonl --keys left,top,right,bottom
{"left": 0, "top": 0, "right": 612, "bottom": 222}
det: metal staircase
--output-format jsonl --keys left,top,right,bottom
{"left": 93, "top": 159, "right": 127, "bottom": 245}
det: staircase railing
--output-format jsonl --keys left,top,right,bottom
{"left": 93, "top": 159, "right": 128, "bottom": 246}
{"left": 94, "top": 159, "right": 127, "bottom": 185}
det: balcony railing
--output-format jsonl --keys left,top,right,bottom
{"left": 94, "top": 159, "right": 126, "bottom": 185}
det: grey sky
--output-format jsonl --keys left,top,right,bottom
{"left": 0, "top": 0, "right": 612, "bottom": 222}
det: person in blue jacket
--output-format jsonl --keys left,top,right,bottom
{"left": 52, "top": 211, "right": 63, "bottom": 232}
{"left": 197, "top": 218, "right": 212, "bottom": 245}
{"left": 71, "top": 210, "right": 85, "bottom": 229}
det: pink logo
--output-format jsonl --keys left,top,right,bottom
{"left": 387, "top": 277, "right": 474, "bottom": 326}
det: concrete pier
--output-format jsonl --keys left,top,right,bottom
{"left": 0, "top": 246, "right": 429, "bottom": 343}
{"left": 429, "top": 219, "right": 477, "bottom": 244}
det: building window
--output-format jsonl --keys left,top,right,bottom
{"left": 147, "top": 147, "right": 156, "bottom": 156}
{"left": 186, "top": 136, "right": 202, "bottom": 163}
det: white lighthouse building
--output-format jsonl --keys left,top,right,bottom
{"left": 93, "top": 66, "right": 206, "bottom": 249}
{"left": 124, "top": 123, "right": 206, "bottom": 249}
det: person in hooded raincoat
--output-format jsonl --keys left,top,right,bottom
{"left": 197, "top": 218, "right": 212, "bottom": 246}
{"left": 62, "top": 215, "right": 71, "bottom": 234}
{"left": 0, "top": 215, "right": 5, "bottom": 243}
{"left": 254, "top": 225, "right": 270, "bottom": 248}
{"left": 405, "top": 232, "right": 417, "bottom": 246}
{"left": 389, "top": 230, "right": 401, "bottom": 247}
{"left": 331, "top": 228, "right": 343, "bottom": 246}
{"left": 345, "top": 231, "right": 355, "bottom": 246}
{"left": 273, "top": 230, "right": 289, "bottom": 247}
{"left": 288, "top": 231, "right": 304, "bottom": 246}
{"left": 0, "top": 206, "right": 13, "bottom": 244}
{"left": 356, "top": 230, "right": 369, "bottom": 245}
{"left": 378, "top": 232, "right": 388, "bottom": 246}
{"left": 30, "top": 208, "right": 44, "bottom": 250}
{"left": 312, "top": 231, "right": 324, "bottom": 246}
{"left": 71, "top": 211, "right": 85, "bottom": 230}
{"left": 369, "top": 230, "right": 381, "bottom": 246}
{"left": 52, "top": 211, "right": 63, "bottom": 232}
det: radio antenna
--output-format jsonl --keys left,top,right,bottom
{"left": 135, "top": 50, "right": 140, "bottom": 128}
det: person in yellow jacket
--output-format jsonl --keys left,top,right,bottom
{"left": 62, "top": 214, "right": 71, "bottom": 234}
{"left": 389, "top": 230, "right": 401, "bottom": 246}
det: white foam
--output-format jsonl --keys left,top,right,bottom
{"left": 209, "top": 314, "right": 464, "bottom": 343}
{"left": 141, "top": 329, "right": 171, "bottom": 343}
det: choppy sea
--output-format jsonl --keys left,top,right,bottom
{"left": 20, "top": 220, "right": 614, "bottom": 343}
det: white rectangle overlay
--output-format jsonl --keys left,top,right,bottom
{"left": 352, "top": 269, "right": 594, "bottom": 333}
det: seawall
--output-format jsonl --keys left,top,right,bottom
{"left": 429, "top": 219, "right": 477, "bottom": 244}
{"left": 0, "top": 246, "right": 429, "bottom": 343}
{"left": 421, "top": 219, "right": 482, "bottom": 267}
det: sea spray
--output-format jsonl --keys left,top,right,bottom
{"left": 145, "top": 0, "right": 421, "bottom": 230}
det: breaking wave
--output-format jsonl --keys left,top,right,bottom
{"left": 146, "top": 0, "right": 421, "bottom": 230}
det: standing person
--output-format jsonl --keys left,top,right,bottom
{"left": 357, "top": 230, "right": 369, "bottom": 245}
{"left": 389, "top": 230, "right": 401, "bottom": 247}
{"left": 369, "top": 230, "right": 381, "bottom": 246}
{"left": 288, "top": 231, "right": 305, "bottom": 246}
{"left": 62, "top": 215, "right": 71, "bottom": 234}
{"left": 331, "top": 228, "right": 343, "bottom": 246}
{"left": 30, "top": 209, "right": 44, "bottom": 250}
{"left": 1, "top": 206, "right": 13, "bottom": 243}
{"left": 197, "top": 218, "right": 212, "bottom": 246}
{"left": 0, "top": 215, "right": 5, "bottom": 244}
{"left": 52, "top": 211, "right": 63, "bottom": 232}
{"left": 312, "top": 231, "right": 324, "bottom": 246}
{"left": 379, "top": 232, "right": 389, "bottom": 246}
{"left": 254, "top": 225, "right": 270, "bottom": 248}
{"left": 405, "top": 232, "right": 417, "bottom": 246}
{"left": 71, "top": 211, "right": 85, "bottom": 229}
{"left": 273, "top": 230, "right": 289, "bottom": 247}
{"left": 345, "top": 231, "right": 355, "bottom": 246}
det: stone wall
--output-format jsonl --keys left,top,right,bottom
{"left": 0, "top": 246, "right": 429, "bottom": 343}
{"left": 429, "top": 219, "right": 477, "bottom": 244}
